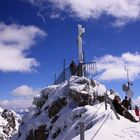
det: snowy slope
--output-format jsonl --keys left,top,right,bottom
{"left": 11, "top": 76, "right": 140, "bottom": 140}
{"left": 73, "top": 104, "right": 140, "bottom": 140}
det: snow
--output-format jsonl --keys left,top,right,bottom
{"left": 72, "top": 106, "right": 140, "bottom": 140}
{"left": 0, "top": 107, "right": 3, "bottom": 113}
{"left": 12, "top": 76, "right": 140, "bottom": 140}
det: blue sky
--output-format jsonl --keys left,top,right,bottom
{"left": 0, "top": 0, "right": 140, "bottom": 110}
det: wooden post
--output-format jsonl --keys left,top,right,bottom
{"left": 80, "top": 122, "right": 85, "bottom": 140}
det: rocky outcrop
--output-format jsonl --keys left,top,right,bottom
{"left": 69, "top": 77, "right": 98, "bottom": 106}
{"left": 0, "top": 108, "right": 21, "bottom": 140}
{"left": 13, "top": 76, "right": 107, "bottom": 140}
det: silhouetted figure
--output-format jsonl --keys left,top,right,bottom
{"left": 128, "top": 98, "right": 132, "bottom": 110}
{"left": 121, "top": 96, "right": 131, "bottom": 110}
{"left": 112, "top": 95, "right": 138, "bottom": 122}
{"left": 69, "top": 60, "right": 77, "bottom": 75}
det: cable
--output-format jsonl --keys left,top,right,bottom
{"left": 90, "top": 110, "right": 112, "bottom": 140}
{"left": 88, "top": 102, "right": 104, "bottom": 122}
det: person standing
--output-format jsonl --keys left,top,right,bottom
{"left": 69, "top": 60, "right": 77, "bottom": 75}
{"left": 135, "top": 105, "right": 140, "bottom": 122}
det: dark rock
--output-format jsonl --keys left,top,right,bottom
{"left": 91, "top": 80, "right": 96, "bottom": 87}
{"left": 97, "top": 95, "right": 105, "bottom": 103}
{"left": 26, "top": 125, "right": 47, "bottom": 140}
{"left": 51, "top": 128, "right": 61, "bottom": 139}
{"left": 34, "top": 125, "right": 47, "bottom": 140}
{"left": 41, "top": 89, "right": 49, "bottom": 101}
{"left": 33, "top": 97, "right": 45, "bottom": 108}
{"left": 51, "top": 115, "right": 59, "bottom": 124}
{"left": 48, "top": 98, "right": 67, "bottom": 118}
{"left": 75, "top": 78, "right": 89, "bottom": 85}
{"left": 44, "top": 106, "right": 49, "bottom": 110}
{"left": 69, "top": 90, "right": 92, "bottom": 106}
{"left": 26, "top": 129, "right": 34, "bottom": 140}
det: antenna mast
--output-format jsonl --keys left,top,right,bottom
{"left": 125, "top": 67, "right": 131, "bottom": 90}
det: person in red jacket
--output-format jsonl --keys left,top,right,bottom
{"left": 135, "top": 105, "right": 139, "bottom": 117}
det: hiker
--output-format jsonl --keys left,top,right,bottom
{"left": 112, "top": 95, "right": 138, "bottom": 122}
{"left": 135, "top": 105, "right": 139, "bottom": 117}
{"left": 121, "top": 96, "right": 131, "bottom": 110}
{"left": 69, "top": 60, "right": 77, "bottom": 75}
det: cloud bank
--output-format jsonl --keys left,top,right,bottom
{"left": 26, "top": 0, "right": 140, "bottom": 26}
{"left": 0, "top": 23, "right": 46, "bottom": 72}
{"left": 0, "top": 85, "right": 40, "bottom": 111}
{"left": 95, "top": 52, "right": 140, "bottom": 81}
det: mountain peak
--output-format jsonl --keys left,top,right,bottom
{"left": 11, "top": 76, "right": 140, "bottom": 140}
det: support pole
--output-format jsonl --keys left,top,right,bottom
{"left": 125, "top": 67, "right": 133, "bottom": 109}
{"left": 80, "top": 122, "right": 85, "bottom": 140}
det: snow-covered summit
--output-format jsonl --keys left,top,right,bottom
{"left": 11, "top": 76, "right": 140, "bottom": 140}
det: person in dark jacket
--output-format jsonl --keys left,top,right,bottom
{"left": 69, "top": 60, "right": 77, "bottom": 75}
{"left": 112, "top": 95, "right": 138, "bottom": 122}
{"left": 112, "top": 96, "right": 124, "bottom": 116}
{"left": 121, "top": 96, "right": 131, "bottom": 110}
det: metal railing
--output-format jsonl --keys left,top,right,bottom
{"left": 54, "top": 61, "right": 97, "bottom": 85}
{"left": 54, "top": 68, "right": 71, "bottom": 85}
{"left": 84, "top": 61, "right": 97, "bottom": 77}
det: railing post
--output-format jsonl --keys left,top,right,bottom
{"left": 104, "top": 92, "right": 108, "bottom": 110}
{"left": 80, "top": 122, "right": 85, "bottom": 140}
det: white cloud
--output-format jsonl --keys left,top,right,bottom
{"left": 133, "top": 96, "right": 140, "bottom": 106}
{"left": 11, "top": 85, "right": 40, "bottom": 96}
{"left": 0, "top": 23, "right": 46, "bottom": 72}
{"left": 0, "top": 99, "right": 33, "bottom": 111}
{"left": 0, "top": 85, "right": 40, "bottom": 111}
{"left": 95, "top": 52, "right": 140, "bottom": 81}
{"left": 25, "top": 0, "right": 140, "bottom": 26}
